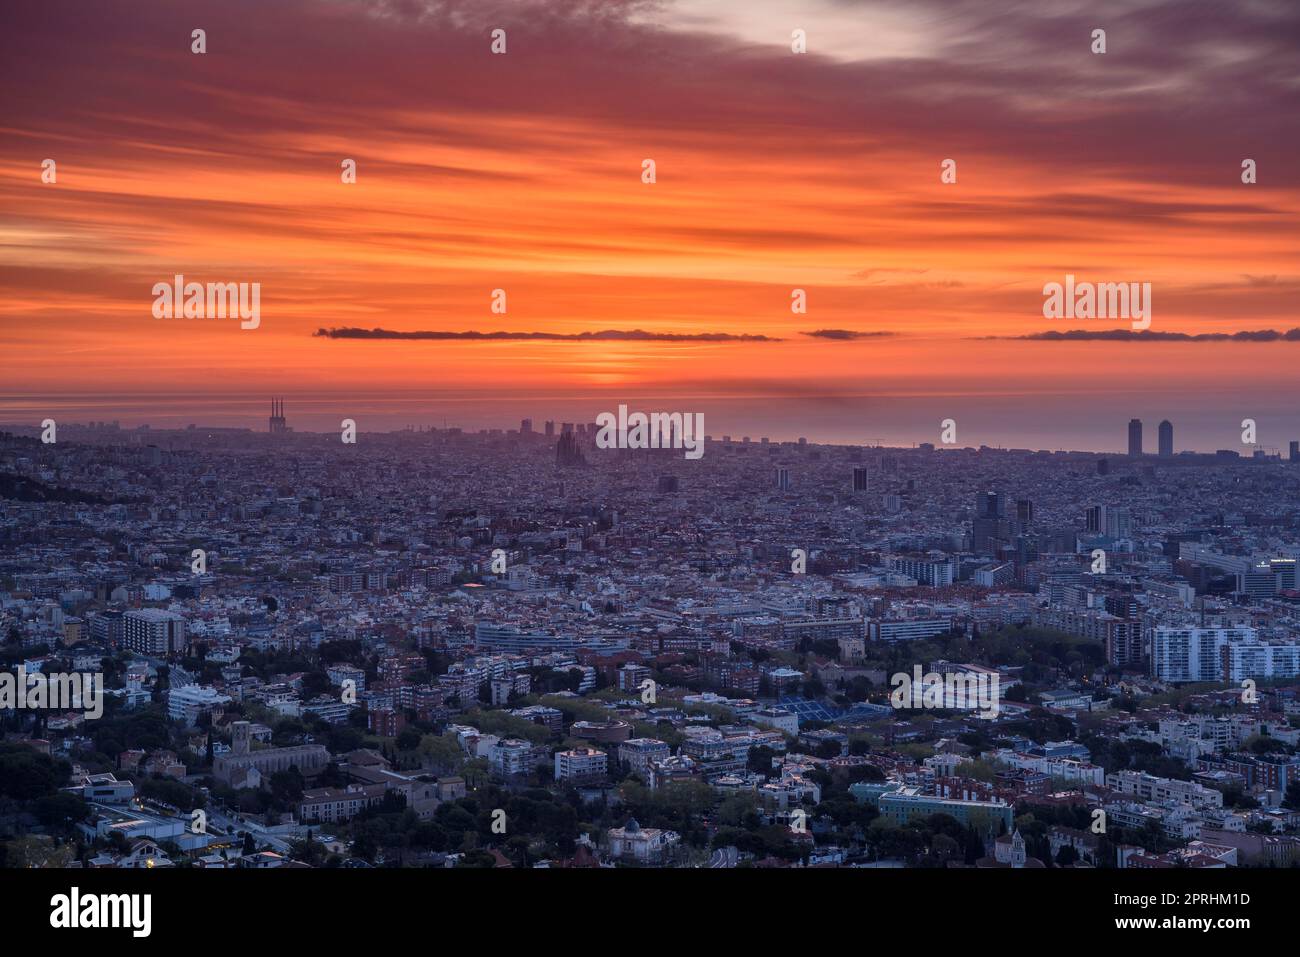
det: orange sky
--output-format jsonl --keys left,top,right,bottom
{"left": 2, "top": 0, "right": 1299, "bottom": 401}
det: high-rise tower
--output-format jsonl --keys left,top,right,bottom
{"left": 1127, "top": 418, "right": 1143, "bottom": 456}
{"left": 1158, "top": 420, "right": 1173, "bottom": 457}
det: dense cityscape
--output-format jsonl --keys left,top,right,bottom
{"left": 6, "top": 0, "right": 1294, "bottom": 938}
{"left": 4, "top": 406, "right": 1300, "bottom": 873}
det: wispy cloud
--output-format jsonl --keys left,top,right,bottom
{"left": 313, "top": 327, "right": 782, "bottom": 341}
{"left": 801, "top": 329, "right": 898, "bottom": 340}
{"left": 990, "top": 329, "right": 1300, "bottom": 342}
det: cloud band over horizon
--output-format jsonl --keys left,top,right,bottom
{"left": 995, "top": 328, "right": 1300, "bottom": 342}
{"left": 313, "top": 327, "right": 782, "bottom": 341}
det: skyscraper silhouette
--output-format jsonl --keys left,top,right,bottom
{"left": 1127, "top": 418, "right": 1143, "bottom": 456}
{"left": 1158, "top": 419, "right": 1173, "bottom": 457}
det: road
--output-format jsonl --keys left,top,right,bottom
{"left": 709, "top": 846, "right": 738, "bottom": 868}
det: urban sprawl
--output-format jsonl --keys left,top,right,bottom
{"left": 3, "top": 408, "right": 1300, "bottom": 871}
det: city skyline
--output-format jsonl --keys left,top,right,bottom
{"left": 6, "top": 410, "right": 1300, "bottom": 883}
{"left": 8, "top": 399, "right": 1300, "bottom": 458}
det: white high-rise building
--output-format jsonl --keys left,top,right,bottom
{"left": 1222, "top": 640, "right": 1300, "bottom": 682}
{"left": 123, "top": 608, "right": 187, "bottom": 656}
{"left": 167, "top": 684, "right": 232, "bottom": 725}
{"left": 1150, "top": 626, "right": 1255, "bottom": 682}
{"left": 554, "top": 747, "right": 608, "bottom": 782}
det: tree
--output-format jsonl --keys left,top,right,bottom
{"left": 288, "top": 837, "right": 327, "bottom": 867}
{"left": 300, "top": 671, "right": 332, "bottom": 699}
{"left": 456, "top": 849, "right": 497, "bottom": 868}
{"left": 812, "top": 740, "right": 842, "bottom": 760}
{"left": 33, "top": 792, "right": 89, "bottom": 831}
{"left": 1247, "top": 734, "right": 1289, "bottom": 756}
{"left": 716, "top": 792, "right": 761, "bottom": 829}
{"left": 1003, "top": 683, "right": 1028, "bottom": 703}
{"left": 1284, "top": 780, "right": 1300, "bottom": 811}
{"left": 462, "top": 757, "right": 490, "bottom": 789}
{"left": 351, "top": 832, "right": 378, "bottom": 863}
{"left": 930, "top": 833, "right": 960, "bottom": 865}
{"left": 140, "top": 777, "right": 202, "bottom": 812}
{"left": 269, "top": 767, "right": 305, "bottom": 805}
{"left": 418, "top": 733, "right": 463, "bottom": 772}
{"left": 746, "top": 745, "right": 777, "bottom": 777}
{"left": 7, "top": 835, "right": 75, "bottom": 868}
{"left": 0, "top": 743, "right": 72, "bottom": 800}
{"left": 845, "top": 763, "right": 885, "bottom": 784}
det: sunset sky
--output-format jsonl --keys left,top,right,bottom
{"left": 2, "top": 0, "right": 1299, "bottom": 447}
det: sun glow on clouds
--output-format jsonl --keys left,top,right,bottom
{"left": 0, "top": 0, "right": 1297, "bottom": 401}
{"left": 644, "top": 0, "right": 940, "bottom": 61}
